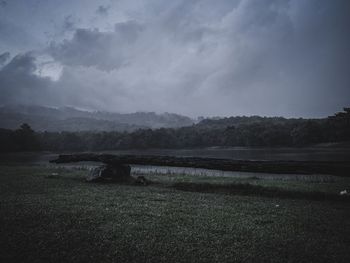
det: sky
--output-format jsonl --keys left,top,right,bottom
{"left": 0, "top": 0, "right": 349, "bottom": 118}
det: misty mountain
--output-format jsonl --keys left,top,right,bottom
{"left": 0, "top": 105, "right": 194, "bottom": 132}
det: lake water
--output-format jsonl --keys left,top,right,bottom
{"left": 1, "top": 147, "right": 348, "bottom": 181}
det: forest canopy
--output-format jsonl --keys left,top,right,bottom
{"left": 1, "top": 108, "right": 349, "bottom": 152}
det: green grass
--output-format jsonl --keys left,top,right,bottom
{"left": 145, "top": 172, "right": 350, "bottom": 196}
{"left": 1, "top": 165, "right": 350, "bottom": 263}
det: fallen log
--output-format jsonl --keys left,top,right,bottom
{"left": 50, "top": 153, "right": 350, "bottom": 176}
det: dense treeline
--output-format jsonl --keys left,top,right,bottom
{"left": 0, "top": 123, "right": 41, "bottom": 152}
{"left": 1, "top": 108, "right": 349, "bottom": 152}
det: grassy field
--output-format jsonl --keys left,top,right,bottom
{"left": 1, "top": 164, "right": 350, "bottom": 262}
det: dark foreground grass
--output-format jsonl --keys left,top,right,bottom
{"left": 172, "top": 182, "right": 350, "bottom": 202}
{"left": 1, "top": 165, "right": 350, "bottom": 263}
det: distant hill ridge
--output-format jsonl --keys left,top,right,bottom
{"left": 0, "top": 105, "right": 194, "bottom": 132}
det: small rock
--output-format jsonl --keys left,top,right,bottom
{"left": 340, "top": 190, "right": 348, "bottom": 196}
{"left": 134, "top": 176, "right": 149, "bottom": 186}
{"left": 46, "top": 172, "right": 59, "bottom": 179}
{"left": 86, "top": 164, "right": 133, "bottom": 183}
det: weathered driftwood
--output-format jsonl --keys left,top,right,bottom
{"left": 50, "top": 153, "right": 350, "bottom": 176}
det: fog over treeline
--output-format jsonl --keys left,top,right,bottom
{"left": 0, "top": 104, "right": 195, "bottom": 132}
{"left": 1, "top": 108, "right": 349, "bottom": 152}
{"left": 1, "top": 0, "right": 350, "bottom": 118}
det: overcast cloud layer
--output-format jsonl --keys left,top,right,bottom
{"left": 0, "top": 0, "right": 349, "bottom": 117}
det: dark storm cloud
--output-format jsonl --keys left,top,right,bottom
{"left": 62, "top": 15, "right": 76, "bottom": 32}
{"left": 0, "top": 0, "right": 349, "bottom": 117}
{"left": 222, "top": 0, "right": 350, "bottom": 116}
{"left": 96, "top": 5, "right": 110, "bottom": 16}
{"left": 0, "top": 53, "right": 55, "bottom": 105}
{"left": 0, "top": 52, "right": 10, "bottom": 65}
{"left": 0, "top": 1, "right": 6, "bottom": 8}
{"left": 49, "top": 21, "right": 144, "bottom": 71}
